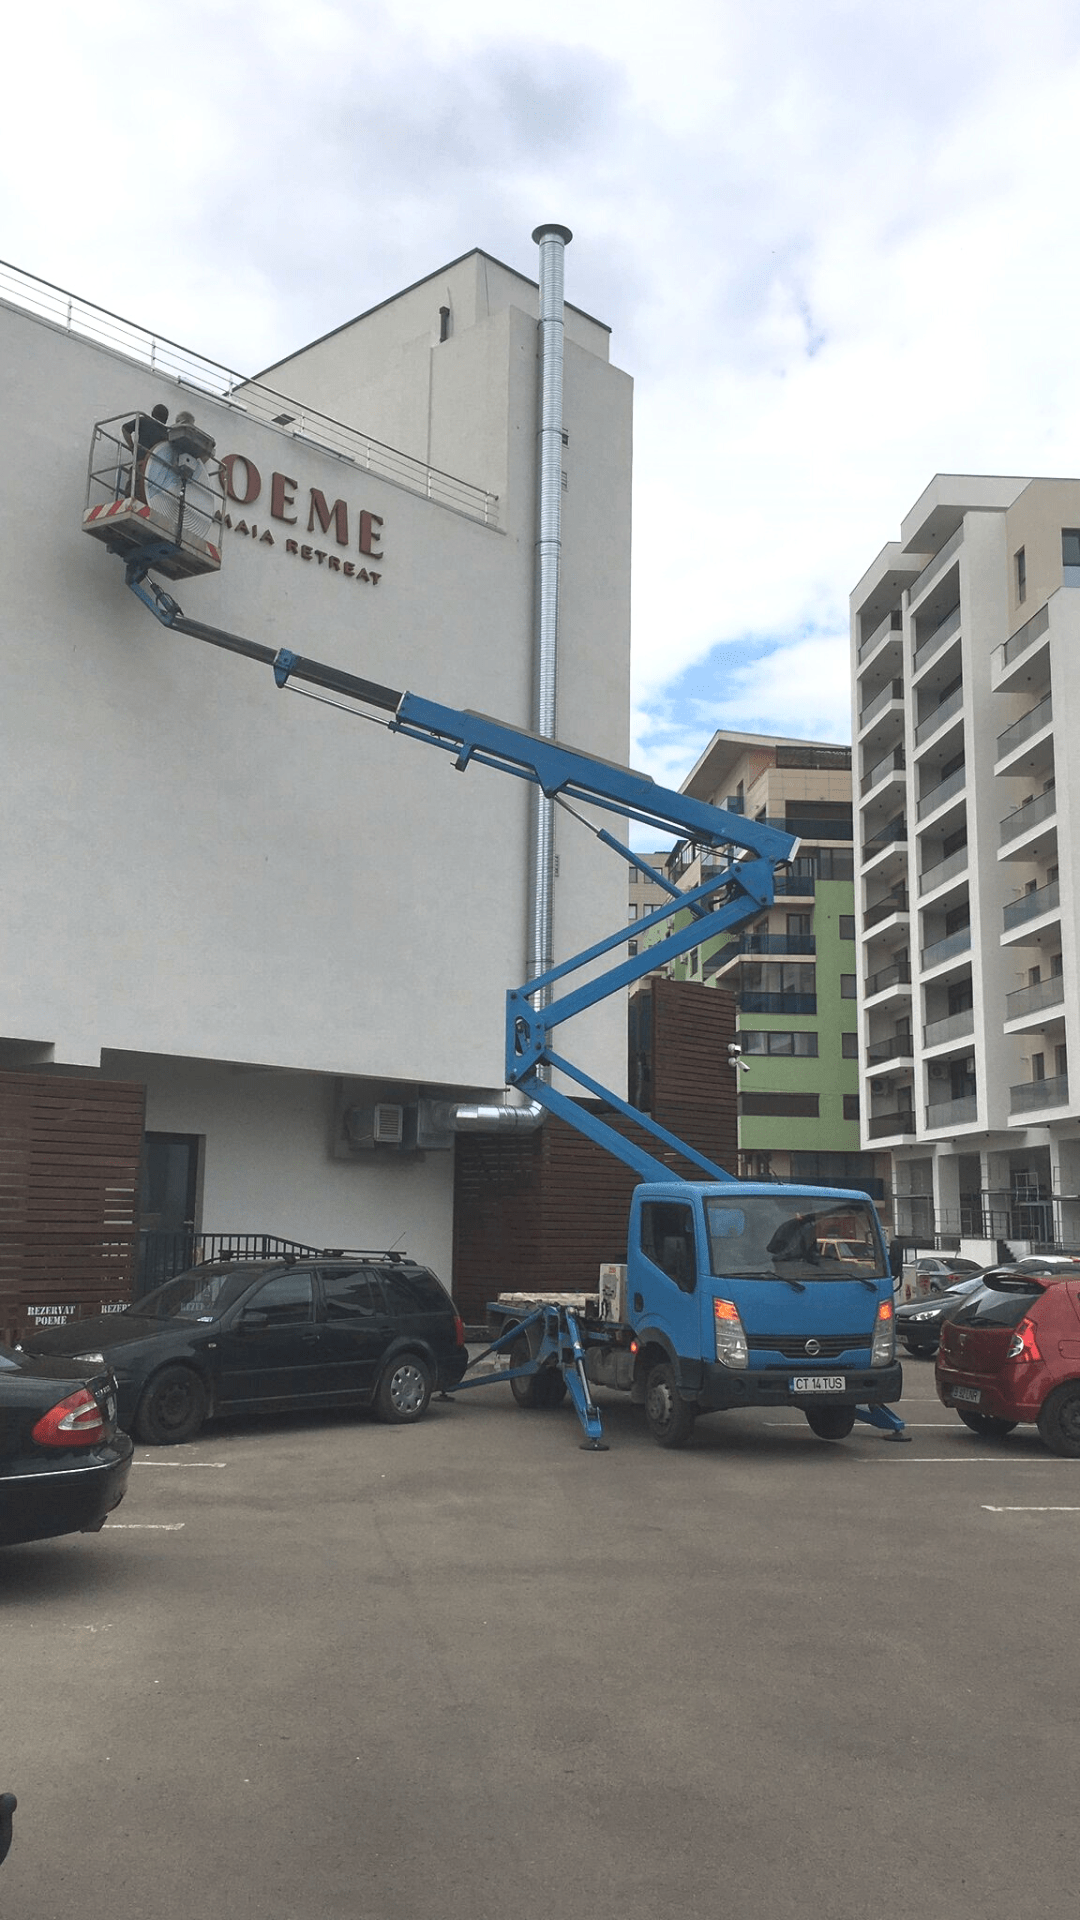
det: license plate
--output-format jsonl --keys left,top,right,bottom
{"left": 789, "top": 1375, "right": 845, "bottom": 1394}
{"left": 951, "top": 1385, "right": 981, "bottom": 1404}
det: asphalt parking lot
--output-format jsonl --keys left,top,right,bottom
{"left": 3, "top": 1364, "right": 1078, "bottom": 1920}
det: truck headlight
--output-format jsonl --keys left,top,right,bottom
{"left": 870, "top": 1301, "right": 896, "bottom": 1367}
{"left": 714, "top": 1298, "right": 748, "bottom": 1370}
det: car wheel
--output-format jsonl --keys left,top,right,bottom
{"left": 1037, "top": 1383, "right": 1080, "bottom": 1457}
{"left": 643, "top": 1362, "right": 696, "bottom": 1449}
{"left": 508, "top": 1338, "right": 567, "bottom": 1409}
{"left": 804, "top": 1406, "right": 857, "bottom": 1440}
{"left": 956, "top": 1410, "right": 1017, "bottom": 1440}
{"left": 134, "top": 1366, "right": 208, "bottom": 1445}
{"left": 375, "top": 1353, "right": 432, "bottom": 1424}
{"left": 902, "top": 1337, "right": 937, "bottom": 1357}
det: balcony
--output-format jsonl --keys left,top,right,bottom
{"left": 857, "top": 610, "right": 903, "bottom": 664}
{"left": 999, "top": 787, "right": 1056, "bottom": 848}
{"left": 923, "top": 1009, "right": 975, "bottom": 1049}
{"left": 865, "top": 959, "right": 911, "bottom": 997}
{"left": 861, "top": 814, "right": 907, "bottom": 863}
{"left": 993, "top": 601, "right": 1050, "bottom": 680}
{"left": 867, "top": 1107, "right": 916, "bottom": 1139}
{"left": 774, "top": 872, "right": 816, "bottom": 898}
{"left": 914, "top": 684, "right": 964, "bottom": 748}
{"left": 996, "top": 692, "right": 1053, "bottom": 765}
{"left": 925, "top": 1095, "right": 978, "bottom": 1129}
{"left": 913, "top": 604, "right": 961, "bottom": 676}
{"left": 919, "top": 845, "right": 968, "bottom": 896}
{"left": 917, "top": 765, "right": 966, "bottom": 821}
{"left": 733, "top": 934, "right": 816, "bottom": 957}
{"left": 860, "top": 746, "right": 905, "bottom": 796}
{"left": 759, "top": 815, "right": 853, "bottom": 842}
{"left": 865, "top": 1036, "right": 915, "bottom": 1067}
{"left": 1010, "top": 1075, "right": 1070, "bottom": 1114}
{"left": 921, "top": 928, "right": 971, "bottom": 971}
{"left": 1005, "top": 975, "right": 1065, "bottom": 1022}
{"left": 909, "top": 526, "right": 964, "bottom": 608}
{"left": 858, "top": 677, "right": 904, "bottom": 730}
{"left": 1003, "top": 880, "right": 1060, "bottom": 934}
{"left": 864, "top": 890, "right": 909, "bottom": 929}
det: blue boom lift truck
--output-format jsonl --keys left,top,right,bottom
{"left": 82, "top": 411, "right": 905, "bottom": 1453}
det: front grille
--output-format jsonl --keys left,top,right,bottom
{"left": 748, "top": 1333, "right": 867, "bottom": 1359}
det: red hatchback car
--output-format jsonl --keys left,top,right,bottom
{"left": 936, "top": 1258, "right": 1080, "bottom": 1454}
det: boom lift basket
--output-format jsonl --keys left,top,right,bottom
{"left": 82, "top": 412, "right": 224, "bottom": 581}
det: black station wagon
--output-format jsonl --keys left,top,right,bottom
{"left": 22, "top": 1254, "right": 469, "bottom": 1445}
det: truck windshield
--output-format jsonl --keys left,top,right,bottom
{"left": 705, "top": 1197, "right": 886, "bottom": 1281}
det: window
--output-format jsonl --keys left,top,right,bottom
{"left": 1056, "top": 1043, "right": 1069, "bottom": 1077}
{"left": 787, "top": 913, "right": 811, "bottom": 937}
{"left": 1063, "top": 530, "right": 1080, "bottom": 567}
{"left": 628, "top": 939, "right": 638, "bottom": 958}
{"left": 943, "top": 824, "right": 968, "bottom": 859}
{"left": 944, "top": 900, "right": 970, "bottom": 936}
{"left": 1032, "top": 1052, "right": 1045, "bottom": 1082}
{"left": 839, "top": 916, "right": 856, "bottom": 940}
{"left": 640, "top": 1202, "right": 697, "bottom": 1292}
{"left": 740, "top": 1092, "right": 821, "bottom": 1118}
{"left": 843, "top": 1094, "right": 861, "bottom": 1121}
{"left": 246, "top": 1271, "right": 315, "bottom": 1325}
{"left": 688, "top": 948, "right": 700, "bottom": 974}
{"left": 842, "top": 1032, "right": 858, "bottom": 1059}
{"left": 840, "top": 975, "right": 857, "bottom": 999}
{"left": 741, "top": 1030, "right": 819, "bottom": 1057}
{"left": 1016, "top": 546, "right": 1027, "bottom": 603}
{"left": 948, "top": 978, "right": 974, "bottom": 1015}
{"left": 628, "top": 903, "right": 638, "bottom": 921}
{"left": 321, "top": 1268, "right": 385, "bottom": 1319}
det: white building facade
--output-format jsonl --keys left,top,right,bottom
{"left": 851, "top": 474, "right": 1080, "bottom": 1255}
{"left": 0, "top": 248, "right": 632, "bottom": 1284}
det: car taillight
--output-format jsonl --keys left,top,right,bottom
{"left": 714, "top": 1298, "right": 748, "bottom": 1370}
{"left": 30, "top": 1387, "right": 107, "bottom": 1448}
{"left": 453, "top": 1314, "right": 466, "bottom": 1348}
{"left": 871, "top": 1299, "right": 895, "bottom": 1367}
{"left": 1006, "top": 1316, "right": 1042, "bottom": 1363}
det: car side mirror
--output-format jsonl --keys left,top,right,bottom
{"left": 238, "top": 1309, "right": 268, "bottom": 1331}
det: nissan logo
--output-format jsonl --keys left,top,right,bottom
{"left": 804, "top": 1338, "right": 821, "bottom": 1356}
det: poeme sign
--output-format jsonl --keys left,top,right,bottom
{"left": 218, "top": 454, "right": 384, "bottom": 586}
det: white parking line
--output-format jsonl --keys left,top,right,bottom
{"left": 107, "top": 1522, "right": 186, "bottom": 1530}
{"left": 861, "top": 1456, "right": 1080, "bottom": 1463}
{"left": 982, "top": 1505, "right": 1080, "bottom": 1513}
{"left": 132, "top": 1461, "right": 227, "bottom": 1468}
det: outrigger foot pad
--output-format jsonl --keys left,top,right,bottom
{"left": 579, "top": 1439, "right": 610, "bottom": 1451}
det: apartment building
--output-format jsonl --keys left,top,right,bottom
{"left": 648, "top": 732, "right": 890, "bottom": 1206}
{"left": 851, "top": 474, "right": 1080, "bottom": 1253}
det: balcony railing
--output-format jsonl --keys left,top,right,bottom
{"left": 1010, "top": 1075, "right": 1070, "bottom": 1114}
{"left": 996, "top": 601, "right": 1049, "bottom": 674}
{"left": 1005, "top": 975, "right": 1065, "bottom": 1021}
{"left": 914, "top": 683, "right": 964, "bottom": 747}
{"left": 910, "top": 525, "right": 964, "bottom": 605}
{"left": 864, "top": 891, "right": 908, "bottom": 929}
{"left": 919, "top": 845, "right": 968, "bottom": 895}
{"left": 759, "top": 816, "right": 853, "bottom": 842}
{"left": 921, "top": 928, "right": 971, "bottom": 971}
{"left": 775, "top": 873, "right": 816, "bottom": 897}
{"left": 737, "top": 992, "right": 817, "bottom": 1015}
{"left": 996, "top": 693, "right": 1053, "bottom": 763}
{"left": 863, "top": 815, "right": 907, "bottom": 856}
{"left": 858, "top": 677, "right": 904, "bottom": 729}
{"left": 913, "top": 604, "right": 961, "bottom": 674}
{"left": 1003, "top": 880, "right": 1060, "bottom": 932}
{"left": 923, "top": 1009, "right": 975, "bottom": 1049}
{"left": 925, "top": 1095, "right": 978, "bottom": 1129}
{"left": 865, "top": 959, "right": 911, "bottom": 996}
{"left": 917, "top": 765, "right": 966, "bottom": 820}
{"left": 861, "top": 747, "right": 905, "bottom": 795}
{"left": 866, "top": 1036, "right": 915, "bottom": 1065}
{"left": 733, "top": 934, "right": 816, "bottom": 956}
{"left": 857, "top": 610, "right": 903, "bottom": 663}
{"left": 1000, "top": 787, "right": 1057, "bottom": 847}
{"left": 867, "top": 1108, "right": 916, "bottom": 1138}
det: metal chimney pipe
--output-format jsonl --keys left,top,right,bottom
{"left": 528, "top": 223, "right": 572, "bottom": 1017}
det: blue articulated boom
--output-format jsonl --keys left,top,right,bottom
{"left": 124, "top": 562, "right": 798, "bottom": 1186}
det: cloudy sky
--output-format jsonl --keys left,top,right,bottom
{"left": 6, "top": 0, "right": 1080, "bottom": 792}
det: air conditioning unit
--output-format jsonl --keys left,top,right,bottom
{"left": 929, "top": 1063, "right": 949, "bottom": 1079}
{"left": 877, "top": 1078, "right": 894, "bottom": 1095}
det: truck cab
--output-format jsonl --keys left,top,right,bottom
{"left": 620, "top": 1181, "right": 901, "bottom": 1446}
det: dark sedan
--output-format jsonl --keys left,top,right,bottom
{"left": 0, "top": 1346, "right": 133, "bottom": 1546}
{"left": 22, "top": 1254, "right": 469, "bottom": 1445}
{"left": 896, "top": 1272, "right": 987, "bottom": 1356}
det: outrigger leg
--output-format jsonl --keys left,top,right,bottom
{"left": 854, "top": 1402, "right": 910, "bottom": 1443}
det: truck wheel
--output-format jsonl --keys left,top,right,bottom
{"left": 957, "top": 1409, "right": 1016, "bottom": 1440}
{"left": 1037, "top": 1384, "right": 1080, "bottom": 1456}
{"left": 804, "top": 1406, "right": 856, "bottom": 1441}
{"left": 644, "top": 1362, "right": 696, "bottom": 1449}
{"left": 509, "top": 1340, "right": 566, "bottom": 1409}
{"left": 134, "top": 1366, "right": 207, "bottom": 1445}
